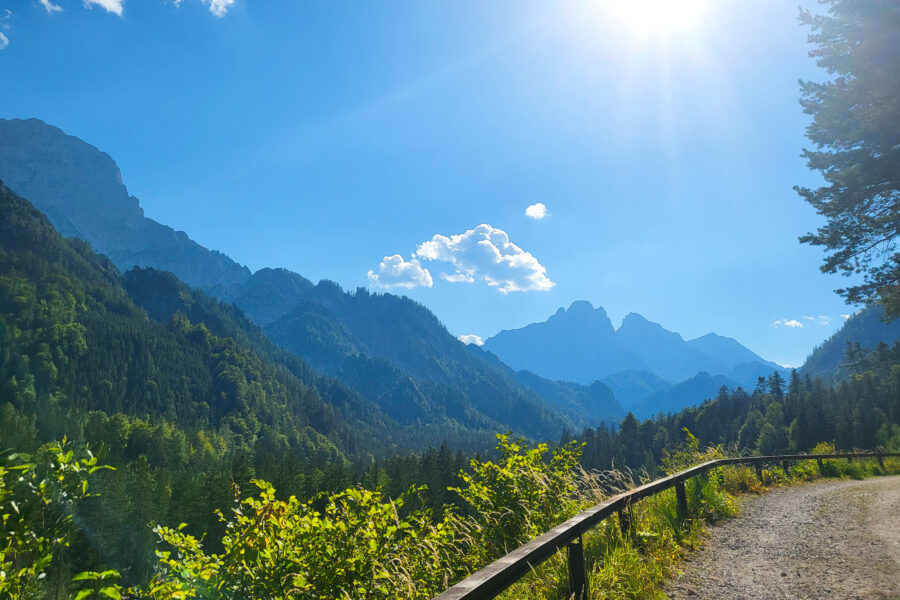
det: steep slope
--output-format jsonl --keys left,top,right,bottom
{"left": 686, "top": 333, "right": 781, "bottom": 372}
{"left": 0, "top": 118, "right": 250, "bottom": 289}
{"left": 630, "top": 372, "right": 739, "bottom": 419}
{"left": 727, "top": 361, "right": 786, "bottom": 390}
{"left": 0, "top": 120, "right": 583, "bottom": 442}
{"left": 261, "top": 283, "right": 575, "bottom": 439}
{"left": 483, "top": 301, "right": 647, "bottom": 383}
{"left": 616, "top": 313, "right": 730, "bottom": 382}
{"left": 0, "top": 181, "right": 352, "bottom": 459}
{"left": 600, "top": 370, "right": 672, "bottom": 410}
{"left": 215, "top": 267, "right": 315, "bottom": 325}
{"left": 469, "top": 346, "right": 625, "bottom": 428}
{"left": 802, "top": 304, "right": 900, "bottom": 379}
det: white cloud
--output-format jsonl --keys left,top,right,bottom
{"left": 0, "top": 32, "right": 7, "bottom": 49}
{"left": 441, "top": 272, "right": 474, "bottom": 283}
{"left": 458, "top": 334, "right": 484, "bottom": 346}
{"left": 367, "top": 255, "right": 433, "bottom": 290}
{"left": 773, "top": 319, "right": 804, "bottom": 329}
{"left": 802, "top": 315, "right": 831, "bottom": 326}
{"left": 39, "top": 0, "right": 63, "bottom": 13}
{"left": 525, "top": 202, "right": 548, "bottom": 220}
{"left": 84, "top": 0, "right": 124, "bottom": 16}
{"left": 415, "top": 224, "right": 554, "bottom": 294}
{"left": 841, "top": 314, "right": 851, "bottom": 320}
{"left": 202, "top": 0, "right": 235, "bottom": 17}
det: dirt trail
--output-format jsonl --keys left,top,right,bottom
{"left": 665, "top": 476, "right": 900, "bottom": 600}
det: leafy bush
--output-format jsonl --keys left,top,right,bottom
{"left": 0, "top": 438, "right": 116, "bottom": 600}
{"left": 146, "top": 481, "right": 470, "bottom": 600}
{"left": 144, "top": 434, "right": 586, "bottom": 599}
{"left": 451, "top": 435, "right": 582, "bottom": 560}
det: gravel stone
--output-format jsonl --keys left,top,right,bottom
{"left": 665, "top": 476, "right": 900, "bottom": 600}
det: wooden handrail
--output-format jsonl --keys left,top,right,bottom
{"left": 432, "top": 451, "right": 900, "bottom": 600}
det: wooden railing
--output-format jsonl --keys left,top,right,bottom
{"left": 431, "top": 452, "right": 900, "bottom": 600}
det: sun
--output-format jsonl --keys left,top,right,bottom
{"left": 606, "top": 0, "right": 708, "bottom": 37}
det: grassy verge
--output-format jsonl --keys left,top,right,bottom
{"left": 497, "top": 441, "right": 900, "bottom": 600}
{"left": 4, "top": 435, "right": 896, "bottom": 599}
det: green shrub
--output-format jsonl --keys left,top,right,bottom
{"left": 0, "top": 438, "right": 116, "bottom": 600}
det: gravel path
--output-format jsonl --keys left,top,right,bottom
{"left": 665, "top": 476, "right": 900, "bottom": 600}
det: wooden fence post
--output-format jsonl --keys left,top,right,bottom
{"left": 675, "top": 479, "right": 688, "bottom": 522}
{"left": 618, "top": 504, "right": 632, "bottom": 537}
{"left": 755, "top": 463, "right": 763, "bottom": 483}
{"left": 816, "top": 457, "right": 824, "bottom": 473}
{"left": 782, "top": 460, "right": 790, "bottom": 476}
{"left": 567, "top": 537, "right": 588, "bottom": 600}
{"left": 878, "top": 454, "right": 885, "bottom": 470}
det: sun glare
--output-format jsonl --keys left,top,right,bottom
{"left": 606, "top": 0, "right": 708, "bottom": 37}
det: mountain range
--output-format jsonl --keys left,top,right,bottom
{"left": 2, "top": 117, "right": 896, "bottom": 431}
{"left": 0, "top": 118, "right": 624, "bottom": 443}
{"left": 482, "top": 300, "right": 786, "bottom": 415}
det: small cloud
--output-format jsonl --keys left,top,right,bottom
{"left": 525, "top": 202, "right": 548, "bottom": 220}
{"left": 841, "top": 314, "right": 851, "bottom": 320}
{"left": 84, "top": 0, "right": 124, "bottom": 16}
{"left": 802, "top": 315, "right": 830, "bottom": 326}
{"left": 773, "top": 319, "right": 804, "bottom": 329}
{"left": 39, "top": 0, "right": 63, "bottom": 13}
{"left": 415, "top": 224, "right": 554, "bottom": 294}
{"left": 367, "top": 255, "right": 433, "bottom": 290}
{"left": 441, "top": 272, "right": 474, "bottom": 283}
{"left": 0, "top": 32, "right": 8, "bottom": 50}
{"left": 202, "top": 0, "right": 235, "bottom": 17}
{"left": 458, "top": 334, "right": 484, "bottom": 346}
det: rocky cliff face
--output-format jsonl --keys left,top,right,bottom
{"left": 0, "top": 118, "right": 250, "bottom": 289}
{"left": 484, "top": 301, "right": 785, "bottom": 388}
{"left": 483, "top": 301, "right": 648, "bottom": 382}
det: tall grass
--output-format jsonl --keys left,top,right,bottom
{"left": 8, "top": 435, "right": 896, "bottom": 599}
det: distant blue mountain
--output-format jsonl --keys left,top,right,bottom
{"left": 483, "top": 301, "right": 647, "bottom": 382}
{"left": 617, "top": 313, "right": 730, "bottom": 382}
{"left": 727, "top": 361, "right": 788, "bottom": 390}
{"left": 600, "top": 370, "right": 672, "bottom": 410}
{"left": 0, "top": 118, "right": 621, "bottom": 442}
{"left": 686, "top": 333, "right": 782, "bottom": 373}
{"left": 630, "top": 372, "right": 739, "bottom": 419}
{"left": 484, "top": 301, "right": 782, "bottom": 388}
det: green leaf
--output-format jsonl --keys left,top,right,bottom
{"left": 73, "top": 590, "right": 92, "bottom": 600}
{"left": 99, "top": 586, "right": 121, "bottom": 599}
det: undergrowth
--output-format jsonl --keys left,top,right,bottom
{"left": 3, "top": 434, "right": 897, "bottom": 599}
{"left": 492, "top": 433, "right": 899, "bottom": 600}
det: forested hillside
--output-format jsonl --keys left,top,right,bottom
{"left": 0, "top": 119, "right": 616, "bottom": 439}
{"left": 578, "top": 351, "right": 900, "bottom": 474}
{"left": 0, "top": 180, "right": 392, "bottom": 582}
{"left": 3, "top": 175, "right": 898, "bottom": 595}
{"left": 0, "top": 181, "right": 624, "bottom": 586}
{"left": 802, "top": 304, "right": 900, "bottom": 379}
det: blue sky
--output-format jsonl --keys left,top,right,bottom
{"left": 1, "top": 0, "right": 859, "bottom": 367}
